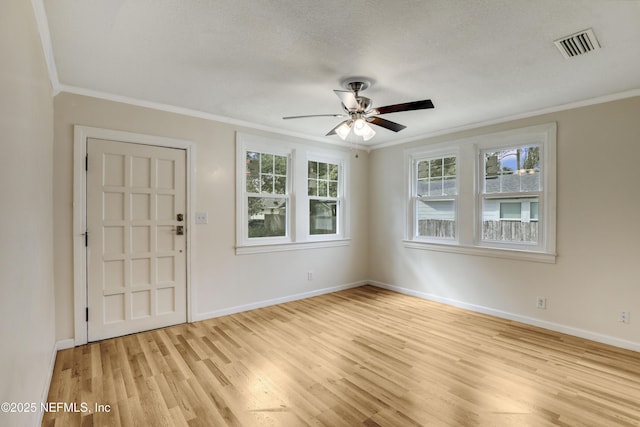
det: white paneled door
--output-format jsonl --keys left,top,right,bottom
{"left": 87, "top": 138, "right": 187, "bottom": 341}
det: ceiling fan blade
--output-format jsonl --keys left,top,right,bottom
{"left": 326, "top": 119, "right": 350, "bottom": 136}
{"left": 334, "top": 90, "right": 359, "bottom": 111}
{"left": 368, "top": 116, "right": 407, "bottom": 132}
{"left": 374, "top": 99, "right": 434, "bottom": 115}
{"left": 283, "top": 113, "right": 345, "bottom": 120}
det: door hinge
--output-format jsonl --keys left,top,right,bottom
{"left": 84, "top": 232, "right": 88, "bottom": 247}
{"left": 86, "top": 307, "right": 89, "bottom": 322}
{"left": 85, "top": 154, "right": 88, "bottom": 171}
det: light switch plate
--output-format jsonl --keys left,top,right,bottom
{"left": 195, "top": 212, "right": 208, "bottom": 224}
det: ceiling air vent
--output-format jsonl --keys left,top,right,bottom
{"left": 555, "top": 28, "right": 600, "bottom": 58}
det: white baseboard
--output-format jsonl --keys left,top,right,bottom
{"left": 56, "top": 338, "right": 75, "bottom": 351}
{"left": 192, "top": 281, "right": 366, "bottom": 322}
{"left": 37, "top": 339, "right": 74, "bottom": 426}
{"left": 369, "top": 280, "right": 640, "bottom": 353}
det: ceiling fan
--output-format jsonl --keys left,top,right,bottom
{"left": 283, "top": 78, "right": 434, "bottom": 142}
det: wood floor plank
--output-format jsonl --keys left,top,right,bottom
{"left": 44, "top": 286, "right": 640, "bottom": 426}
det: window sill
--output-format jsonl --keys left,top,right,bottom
{"left": 403, "top": 240, "right": 556, "bottom": 264}
{"left": 236, "top": 239, "right": 351, "bottom": 255}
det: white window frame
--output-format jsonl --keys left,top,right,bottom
{"left": 409, "top": 149, "right": 459, "bottom": 243}
{"left": 404, "top": 123, "right": 556, "bottom": 263}
{"left": 305, "top": 152, "right": 346, "bottom": 241}
{"left": 240, "top": 145, "right": 292, "bottom": 246}
{"left": 236, "top": 133, "right": 351, "bottom": 254}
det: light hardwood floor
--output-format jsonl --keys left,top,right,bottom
{"left": 44, "top": 286, "right": 640, "bottom": 426}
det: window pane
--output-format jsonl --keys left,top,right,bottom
{"left": 444, "top": 157, "right": 456, "bottom": 176}
{"left": 310, "top": 199, "right": 337, "bottom": 235}
{"left": 248, "top": 151, "right": 288, "bottom": 196}
{"left": 308, "top": 178, "right": 317, "bottom": 196}
{"left": 443, "top": 177, "right": 457, "bottom": 195}
{"left": 308, "top": 160, "right": 339, "bottom": 199}
{"left": 308, "top": 161, "right": 317, "bottom": 179}
{"left": 246, "top": 152, "right": 260, "bottom": 193}
{"left": 248, "top": 197, "right": 287, "bottom": 238}
{"left": 416, "top": 156, "right": 457, "bottom": 197}
{"left": 484, "top": 146, "right": 541, "bottom": 193}
{"left": 261, "top": 153, "right": 273, "bottom": 174}
{"left": 417, "top": 200, "right": 455, "bottom": 239}
{"left": 531, "top": 202, "right": 539, "bottom": 221}
{"left": 274, "top": 176, "right": 287, "bottom": 195}
{"left": 328, "top": 181, "right": 338, "bottom": 198}
{"left": 318, "top": 181, "right": 328, "bottom": 197}
{"left": 328, "top": 164, "right": 338, "bottom": 180}
{"left": 417, "top": 179, "right": 429, "bottom": 197}
{"left": 482, "top": 197, "right": 538, "bottom": 243}
{"left": 429, "top": 159, "right": 442, "bottom": 178}
{"left": 261, "top": 175, "right": 273, "bottom": 194}
{"left": 318, "top": 162, "right": 327, "bottom": 179}
{"left": 429, "top": 177, "right": 443, "bottom": 195}
{"left": 417, "top": 160, "right": 429, "bottom": 179}
{"left": 274, "top": 155, "right": 287, "bottom": 175}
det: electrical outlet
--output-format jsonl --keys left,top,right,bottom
{"left": 618, "top": 311, "right": 630, "bottom": 324}
{"left": 307, "top": 271, "right": 313, "bottom": 281}
{"left": 536, "top": 296, "right": 547, "bottom": 309}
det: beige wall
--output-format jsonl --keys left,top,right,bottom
{"left": 53, "top": 94, "right": 640, "bottom": 349}
{"left": 369, "top": 96, "right": 640, "bottom": 348}
{"left": 0, "top": 0, "right": 56, "bottom": 424}
{"left": 53, "top": 93, "right": 370, "bottom": 341}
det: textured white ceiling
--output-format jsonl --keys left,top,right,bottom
{"left": 43, "top": 0, "right": 640, "bottom": 147}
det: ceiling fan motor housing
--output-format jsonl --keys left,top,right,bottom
{"left": 342, "top": 78, "right": 371, "bottom": 94}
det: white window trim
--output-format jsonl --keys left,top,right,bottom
{"left": 237, "top": 136, "right": 293, "bottom": 246}
{"left": 404, "top": 123, "right": 557, "bottom": 263}
{"left": 236, "top": 133, "right": 351, "bottom": 254}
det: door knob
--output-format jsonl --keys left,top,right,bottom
{"left": 175, "top": 225, "right": 184, "bottom": 235}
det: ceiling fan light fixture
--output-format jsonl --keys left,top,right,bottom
{"left": 352, "top": 118, "right": 376, "bottom": 141}
{"left": 352, "top": 118, "right": 367, "bottom": 136}
{"left": 361, "top": 124, "right": 376, "bottom": 141}
{"left": 335, "top": 121, "right": 352, "bottom": 140}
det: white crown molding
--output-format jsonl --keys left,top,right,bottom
{"left": 59, "top": 84, "right": 640, "bottom": 153}
{"left": 30, "top": 0, "right": 61, "bottom": 95}
{"left": 368, "top": 87, "right": 640, "bottom": 150}
{"left": 58, "top": 83, "right": 357, "bottom": 146}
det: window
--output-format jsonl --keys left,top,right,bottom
{"left": 412, "top": 155, "right": 457, "bottom": 240}
{"left": 405, "top": 123, "right": 556, "bottom": 263}
{"left": 246, "top": 151, "right": 289, "bottom": 238}
{"left": 308, "top": 160, "right": 340, "bottom": 235}
{"left": 481, "top": 145, "right": 541, "bottom": 244}
{"left": 236, "top": 133, "right": 350, "bottom": 253}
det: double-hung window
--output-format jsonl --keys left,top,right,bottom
{"left": 412, "top": 154, "right": 457, "bottom": 240}
{"left": 480, "top": 145, "right": 542, "bottom": 247}
{"left": 405, "top": 123, "right": 556, "bottom": 263}
{"left": 236, "top": 133, "right": 350, "bottom": 253}
{"left": 244, "top": 150, "right": 290, "bottom": 241}
{"left": 308, "top": 159, "right": 341, "bottom": 236}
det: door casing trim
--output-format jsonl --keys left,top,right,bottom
{"left": 73, "top": 125, "right": 195, "bottom": 345}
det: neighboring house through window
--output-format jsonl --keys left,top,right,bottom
{"left": 413, "top": 154, "right": 457, "bottom": 240}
